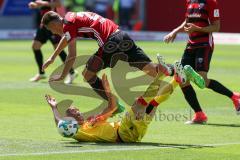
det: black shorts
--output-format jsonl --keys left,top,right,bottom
{"left": 181, "top": 46, "right": 213, "bottom": 72}
{"left": 34, "top": 26, "right": 61, "bottom": 44}
{"left": 86, "top": 31, "right": 152, "bottom": 73}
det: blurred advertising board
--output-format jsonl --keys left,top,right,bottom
{"left": 0, "top": 0, "right": 32, "bottom": 15}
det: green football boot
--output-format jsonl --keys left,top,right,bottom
{"left": 112, "top": 100, "right": 125, "bottom": 116}
{"left": 184, "top": 65, "right": 205, "bottom": 89}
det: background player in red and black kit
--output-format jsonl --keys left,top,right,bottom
{"left": 40, "top": 11, "right": 174, "bottom": 100}
{"left": 164, "top": 0, "right": 240, "bottom": 124}
{"left": 28, "top": 0, "right": 77, "bottom": 84}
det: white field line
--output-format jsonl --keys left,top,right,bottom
{"left": 1, "top": 142, "right": 240, "bottom": 157}
{"left": 0, "top": 147, "right": 161, "bottom": 157}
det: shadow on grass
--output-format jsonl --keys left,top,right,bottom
{"left": 61, "top": 141, "right": 213, "bottom": 150}
{"left": 206, "top": 123, "right": 240, "bottom": 128}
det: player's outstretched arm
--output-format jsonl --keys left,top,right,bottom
{"left": 45, "top": 94, "right": 62, "bottom": 126}
{"left": 59, "top": 38, "right": 77, "bottom": 79}
{"left": 42, "top": 36, "right": 68, "bottom": 72}
{"left": 100, "top": 74, "right": 118, "bottom": 117}
{"left": 48, "top": 38, "right": 77, "bottom": 82}
{"left": 164, "top": 20, "right": 186, "bottom": 43}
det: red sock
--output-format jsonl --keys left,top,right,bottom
{"left": 136, "top": 96, "right": 148, "bottom": 106}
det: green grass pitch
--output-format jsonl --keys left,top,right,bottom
{"left": 0, "top": 40, "right": 240, "bottom": 160}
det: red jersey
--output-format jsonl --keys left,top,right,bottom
{"left": 185, "top": 0, "right": 220, "bottom": 48}
{"left": 63, "top": 12, "right": 119, "bottom": 47}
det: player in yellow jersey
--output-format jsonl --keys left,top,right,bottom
{"left": 45, "top": 62, "right": 204, "bottom": 143}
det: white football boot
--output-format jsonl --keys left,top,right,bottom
{"left": 64, "top": 71, "right": 78, "bottom": 84}
{"left": 157, "top": 54, "right": 173, "bottom": 76}
{"left": 29, "top": 74, "right": 47, "bottom": 82}
{"left": 174, "top": 61, "right": 187, "bottom": 84}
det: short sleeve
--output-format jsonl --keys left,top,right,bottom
{"left": 207, "top": 0, "right": 220, "bottom": 23}
{"left": 63, "top": 24, "right": 77, "bottom": 43}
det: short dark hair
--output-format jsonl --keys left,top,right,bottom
{"left": 41, "top": 11, "right": 61, "bottom": 26}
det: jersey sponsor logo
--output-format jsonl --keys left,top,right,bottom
{"left": 64, "top": 32, "right": 71, "bottom": 41}
{"left": 188, "top": 13, "right": 201, "bottom": 18}
{"left": 214, "top": 9, "right": 220, "bottom": 17}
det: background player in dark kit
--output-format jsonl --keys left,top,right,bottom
{"left": 164, "top": 0, "right": 240, "bottom": 124}
{"left": 28, "top": 0, "right": 77, "bottom": 84}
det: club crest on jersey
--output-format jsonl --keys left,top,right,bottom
{"left": 198, "top": 58, "right": 204, "bottom": 64}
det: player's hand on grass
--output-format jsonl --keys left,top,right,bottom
{"left": 49, "top": 74, "right": 64, "bottom": 82}
{"left": 45, "top": 94, "right": 57, "bottom": 108}
{"left": 102, "top": 74, "right": 112, "bottom": 98}
{"left": 163, "top": 31, "right": 177, "bottom": 43}
{"left": 184, "top": 23, "right": 201, "bottom": 34}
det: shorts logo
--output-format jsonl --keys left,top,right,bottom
{"left": 198, "top": 58, "right": 204, "bottom": 64}
{"left": 103, "top": 40, "right": 134, "bottom": 54}
{"left": 103, "top": 41, "right": 118, "bottom": 54}
{"left": 214, "top": 9, "right": 220, "bottom": 17}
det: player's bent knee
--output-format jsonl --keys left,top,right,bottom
{"left": 32, "top": 43, "right": 41, "bottom": 50}
{"left": 32, "top": 44, "right": 38, "bottom": 50}
{"left": 82, "top": 70, "right": 95, "bottom": 82}
{"left": 82, "top": 70, "right": 89, "bottom": 81}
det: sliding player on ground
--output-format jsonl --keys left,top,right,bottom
{"left": 28, "top": 0, "right": 77, "bottom": 84}
{"left": 45, "top": 64, "right": 204, "bottom": 143}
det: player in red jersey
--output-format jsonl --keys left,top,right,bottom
{"left": 28, "top": 0, "right": 77, "bottom": 84}
{"left": 164, "top": 0, "right": 240, "bottom": 124}
{"left": 41, "top": 11, "right": 175, "bottom": 100}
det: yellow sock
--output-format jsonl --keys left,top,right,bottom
{"left": 141, "top": 74, "right": 165, "bottom": 103}
{"left": 150, "top": 78, "right": 179, "bottom": 106}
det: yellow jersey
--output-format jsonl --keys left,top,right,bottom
{"left": 72, "top": 109, "right": 152, "bottom": 143}
{"left": 73, "top": 121, "right": 120, "bottom": 143}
